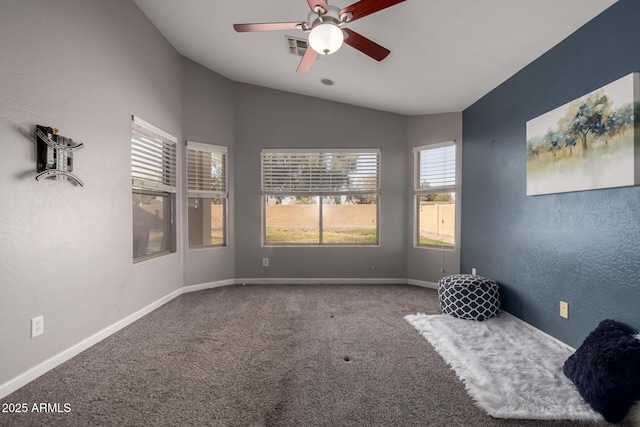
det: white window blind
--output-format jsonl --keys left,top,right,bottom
{"left": 261, "top": 150, "right": 380, "bottom": 195}
{"left": 131, "top": 116, "right": 177, "bottom": 193}
{"left": 186, "top": 141, "right": 227, "bottom": 198}
{"left": 414, "top": 142, "right": 456, "bottom": 193}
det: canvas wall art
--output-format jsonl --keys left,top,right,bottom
{"left": 526, "top": 72, "right": 639, "bottom": 196}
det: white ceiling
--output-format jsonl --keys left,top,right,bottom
{"left": 132, "top": 0, "right": 617, "bottom": 116}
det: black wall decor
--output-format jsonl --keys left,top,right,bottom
{"left": 35, "top": 125, "right": 84, "bottom": 186}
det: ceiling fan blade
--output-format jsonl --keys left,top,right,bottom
{"left": 307, "top": 0, "right": 328, "bottom": 14}
{"left": 340, "top": 0, "right": 405, "bottom": 23}
{"left": 297, "top": 47, "right": 318, "bottom": 73}
{"left": 342, "top": 28, "right": 390, "bottom": 61}
{"left": 233, "top": 22, "right": 303, "bottom": 32}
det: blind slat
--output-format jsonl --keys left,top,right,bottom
{"left": 131, "top": 118, "right": 177, "bottom": 193}
{"left": 262, "top": 151, "right": 380, "bottom": 194}
{"left": 415, "top": 143, "right": 455, "bottom": 192}
{"left": 186, "top": 144, "right": 227, "bottom": 196}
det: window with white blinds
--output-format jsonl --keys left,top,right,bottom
{"left": 413, "top": 141, "right": 457, "bottom": 249}
{"left": 414, "top": 141, "right": 456, "bottom": 194}
{"left": 131, "top": 116, "right": 177, "bottom": 193}
{"left": 261, "top": 149, "right": 380, "bottom": 246}
{"left": 261, "top": 150, "right": 380, "bottom": 195}
{"left": 131, "top": 116, "right": 177, "bottom": 261}
{"left": 187, "top": 141, "right": 227, "bottom": 198}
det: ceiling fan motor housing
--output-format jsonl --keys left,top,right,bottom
{"left": 307, "top": 5, "right": 344, "bottom": 55}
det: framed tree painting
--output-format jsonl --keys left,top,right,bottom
{"left": 526, "top": 72, "right": 639, "bottom": 196}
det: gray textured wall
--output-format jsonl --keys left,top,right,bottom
{"left": 181, "top": 59, "right": 236, "bottom": 286}
{"left": 0, "top": 0, "right": 183, "bottom": 386}
{"left": 406, "top": 113, "right": 463, "bottom": 284}
{"left": 233, "top": 84, "right": 408, "bottom": 281}
{"left": 461, "top": 0, "right": 640, "bottom": 348}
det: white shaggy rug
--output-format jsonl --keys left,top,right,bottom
{"left": 405, "top": 313, "right": 604, "bottom": 421}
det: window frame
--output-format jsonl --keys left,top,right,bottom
{"left": 413, "top": 141, "right": 457, "bottom": 250}
{"left": 261, "top": 149, "right": 381, "bottom": 247}
{"left": 131, "top": 116, "right": 177, "bottom": 262}
{"left": 186, "top": 141, "right": 228, "bottom": 249}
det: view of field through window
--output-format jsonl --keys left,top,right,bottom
{"left": 417, "top": 194, "right": 455, "bottom": 248}
{"left": 265, "top": 196, "right": 377, "bottom": 245}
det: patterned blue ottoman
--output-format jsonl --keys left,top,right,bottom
{"left": 438, "top": 274, "right": 501, "bottom": 321}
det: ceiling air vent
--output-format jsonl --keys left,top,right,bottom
{"left": 286, "top": 36, "right": 308, "bottom": 57}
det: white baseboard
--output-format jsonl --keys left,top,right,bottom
{"left": 183, "top": 279, "right": 236, "bottom": 293}
{"left": 407, "top": 279, "right": 438, "bottom": 289}
{"left": 0, "top": 277, "right": 447, "bottom": 400}
{"left": 501, "top": 311, "right": 575, "bottom": 352}
{"left": 0, "top": 288, "right": 184, "bottom": 400}
{"left": 235, "top": 277, "right": 408, "bottom": 285}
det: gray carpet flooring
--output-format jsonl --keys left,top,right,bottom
{"left": 0, "top": 284, "right": 612, "bottom": 426}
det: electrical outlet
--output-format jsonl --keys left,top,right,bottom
{"left": 31, "top": 315, "right": 44, "bottom": 338}
{"left": 560, "top": 301, "right": 569, "bottom": 319}
{"left": 471, "top": 268, "right": 477, "bottom": 276}
{"left": 263, "top": 257, "right": 269, "bottom": 267}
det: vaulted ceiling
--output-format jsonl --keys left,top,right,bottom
{"left": 133, "top": 0, "right": 617, "bottom": 116}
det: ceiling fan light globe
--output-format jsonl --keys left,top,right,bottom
{"left": 309, "top": 23, "right": 344, "bottom": 55}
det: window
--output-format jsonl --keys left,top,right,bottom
{"left": 261, "top": 150, "right": 380, "bottom": 245}
{"left": 131, "top": 116, "right": 177, "bottom": 261}
{"left": 414, "top": 142, "right": 456, "bottom": 249}
{"left": 186, "top": 141, "right": 227, "bottom": 248}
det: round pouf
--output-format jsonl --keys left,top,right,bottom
{"left": 438, "top": 274, "right": 501, "bottom": 321}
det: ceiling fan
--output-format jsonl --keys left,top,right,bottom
{"left": 233, "top": 0, "right": 406, "bottom": 73}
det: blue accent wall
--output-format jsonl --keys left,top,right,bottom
{"left": 461, "top": 0, "right": 640, "bottom": 348}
